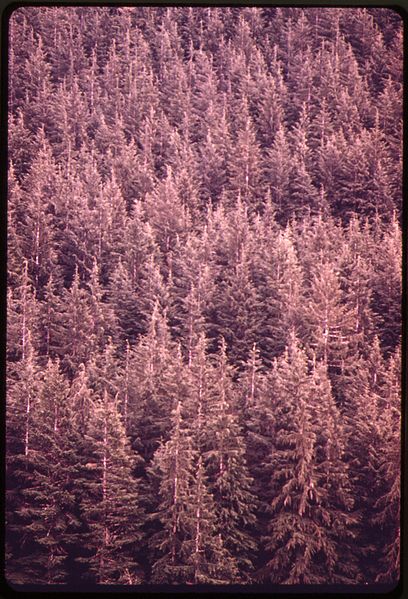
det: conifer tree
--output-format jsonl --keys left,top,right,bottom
{"left": 208, "top": 248, "right": 261, "bottom": 366}
{"left": 242, "top": 345, "right": 277, "bottom": 564}
{"left": 107, "top": 202, "right": 159, "bottom": 345}
{"left": 90, "top": 172, "right": 128, "bottom": 283}
{"left": 308, "top": 98, "right": 334, "bottom": 172}
{"left": 144, "top": 167, "right": 191, "bottom": 256}
{"left": 166, "top": 130, "right": 203, "bottom": 222}
{"left": 370, "top": 215, "right": 401, "bottom": 355}
{"left": 262, "top": 125, "right": 291, "bottom": 222}
{"left": 184, "top": 455, "right": 238, "bottom": 584}
{"left": 168, "top": 227, "right": 217, "bottom": 348}
{"left": 9, "top": 359, "right": 83, "bottom": 584}
{"left": 79, "top": 390, "right": 144, "bottom": 584}
{"left": 150, "top": 399, "right": 238, "bottom": 585}
{"left": 18, "top": 31, "right": 54, "bottom": 133}
{"left": 7, "top": 165, "right": 27, "bottom": 287}
{"left": 126, "top": 304, "right": 186, "bottom": 464}
{"left": 87, "top": 258, "right": 118, "bottom": 350}
{"left": 108, "top": 259, "right": 142, "bottom": 346}
{"left": 160, "top": 55, "right": 192, "bottom": 130}
{"left": 181, "top": 285, "right": 207, "bottom": 367}
{"left": 87, "top": 336, "right": 120, "bottom": 400}
{"left": 8, "top": 110, "right": 36, "bottom": 180}
{"left": 339, "top": 242, "right": 376, "bottom": 348}
{"left": 261, "top": 336, "right": 319, "bottom": 583}
{"left": 135, "top": 255, "right": 170, "bottom": 329}
{"left": 339, "top": 344, "right": 385, "bottom": 582}
{"left": 7, "top": 259, "right": 39, "bottom": 364}
{"left": 301, "top": 261, "right": 361, "bottom": 403}
{"left": 251, "top": 225, "right": 303, "bottom": 364}
{"left": 186, "top": 333, "right": 212, "bottom": 430}
{"left": 19, "top": 129, "right": 60, "bottom": 290}
{"left": 6, "top": 331, "right": 42, "bottom": 583}
{"left": 53, "top": 160, "right": 100, "bottom": 284}
{"left": 256, "top": 74, "right": 285, "bottom": 148}
{"left": 123, "top": 201, "right": 159, "bottom": 280}
{"left": 201, "top": 339, "right": 257, "bottom": 580}
{"left": 148, "top": 400, "right": 197, "bottom": 583}
{"left": 36, "top": 273, "right": 65, "bottom": 360}
{"left": 6, "top": 339, "right": 85, "bottom": 584}
{"left": 261, "top": 334, "right": 359, "bottom": 584}
{"left": 50, "top": 76, "right": 90, "bottom": 164}
{"left": 227, "top": 116, "right": 264, "bottom": 211}
{"left": 198, "top": 108, "right": 231, "bottom": 204}
{"left": 68, "top": 362, "right": 96, "bottom": 437}
{"left": 58, "top": 266, "right": 96, "bottom": 376}
{"left": 376, "top": 76, "right": 402, "bottom": 162}
{"left": 190, "top": 50, "right": 220, "bottom": 143}
{"left": 373, "top": 345, "right": 401, "bottom": 583}
{"left": 238, "top": 342, "right": 267, "bottom": 427}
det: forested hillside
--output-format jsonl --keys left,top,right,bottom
{"left": 6, "top": 6, "right": 402, "bottom": 587}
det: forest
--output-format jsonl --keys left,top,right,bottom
{"left": 6, "top": 6, "right": 402, "bottom": 588}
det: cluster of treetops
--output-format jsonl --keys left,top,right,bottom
{"left": 6, "top": 6, "right": 401, "bottom": 586}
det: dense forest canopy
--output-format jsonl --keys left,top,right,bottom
{"left": 6, "top": 6, "right": 402, "bottom": 588}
